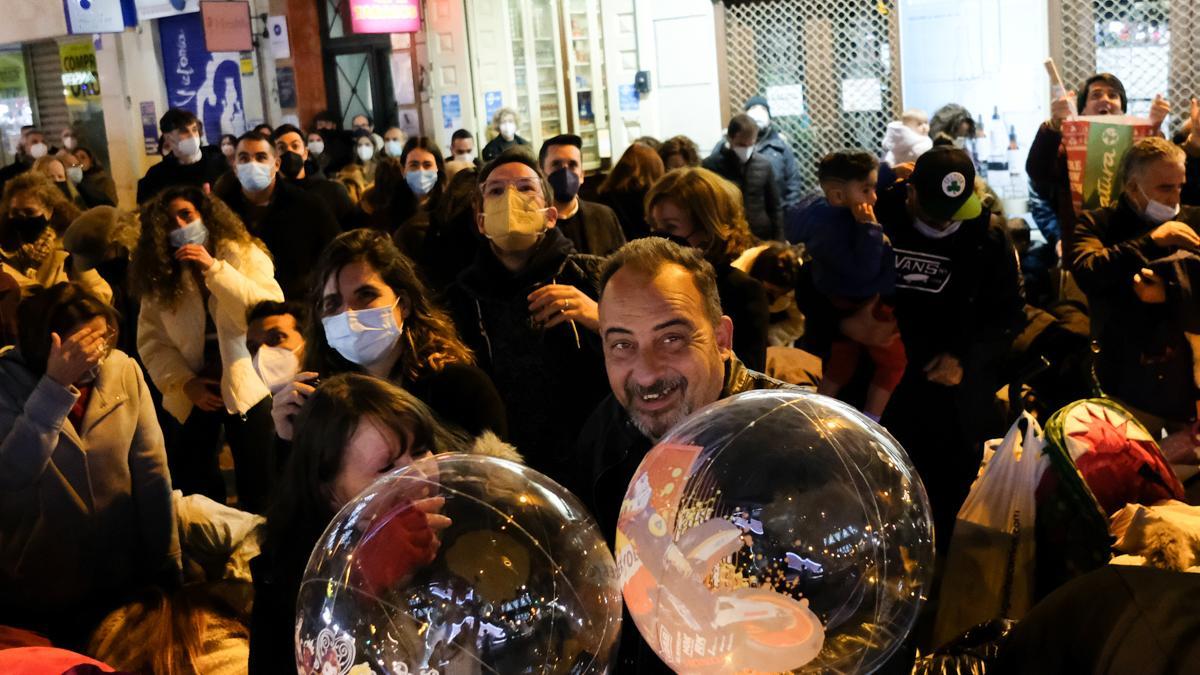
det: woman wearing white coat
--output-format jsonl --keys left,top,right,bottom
{"left": 133, "top": 185, "right": 283, "bottom": 513}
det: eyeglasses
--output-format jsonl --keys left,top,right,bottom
{"left": 480, "top": 177, "right": 544, "bottom": 199}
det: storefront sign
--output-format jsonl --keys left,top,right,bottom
{"left": 0, "top": 51, "right": 28, "bottom": 100}
{"left": 348, "top": 0, "right": 420, "bottom": 34}
{"left": 267, "top": 15, "right": 290, "bottom": 59}
{"left": 159, "top": 11, "right": 247, "bottom": 139}
{"left": 60, "top": 40, "right": 101, "bottom": 104}
{"left": 135, "top": 0, "right": 199, "bottom": 21}
{"left": 200, "top": 1, "right": 252, "bottom": 53}
{"left": 440, "top": 93, "right": 461, "bottom": 130}
{"left": 484, "top": 90, "right": 503, "bottom": 120}
{"left": 140, "top": 100, "right": 158, "bottom": 155}
{"left": 63, "top": 0, "right": 135, "bottom": 34}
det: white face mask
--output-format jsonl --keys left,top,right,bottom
{"left": 174, "top": 135, "right": 201, "bottom": 161}
{"left": 307, "top": 140, "right": 325, "bottom": 157}
{"left": 66, "top": 166, "right": 84, "bottom": 185}
{"left": 454, "top": 151, "right": 475, "bottom": 164}
{"left": 384, "top": 139, "right": 404, "bottom": 157}
{"left": 731, "top": 144, "right": 754, "bottom": 163}
{"left": 28, "top": 142, "right": 48, "bottom": 159}
{"left": 499, "top": 122, "right": 516, "bottom": 141}
{"left": 747, "top": 107, "right": 770, "bottom": 130}
{"left": 321, "top": 300, "right": 403, "bottom": 367}
{"left": 357, "top": 144, "right": 375, "bottom": 162}
{"left": 253, "top": 345, "right": 300, "bottom": 394}
{"left": 63, "top": 136, "right": 77, "bottom": 151}
{"left": 913, "top": 216, "right": 962, "bottom": 239}
{"left": 1139, "top": 184, "right": 1180, "bottom": 225}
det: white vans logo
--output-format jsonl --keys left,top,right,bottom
{"left": 894, "top": 248, "right": 952, "bottom": 293}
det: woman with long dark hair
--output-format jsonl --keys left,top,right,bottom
{"left": 270, "top": 229, "right": 507, "bottom": 441}
{"left": 251, "top": 372, "right": 516, "bottom": 672}
{"left": 596, "top": 142, "right": 665, "bottom": 240}
{"left": 392, "top": 136, "right": 447, "bottom": 259}
{"left": 133, "top": 185, "right": 283, "bottom": 513}
{"left": 645, "top": 167, "right": 770, "bottom": 371}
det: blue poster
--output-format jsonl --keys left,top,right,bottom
{"left": 440, "top": 94, "right": 461, "bottom": 130}
{"left": 159, "top": 12, "right": 247, "bottom": 141}
{"left": 484, "top": 90, "right": 503, "bottom": 120}
{"left": 619, "top": 84, "right": 639, "bottom": 113}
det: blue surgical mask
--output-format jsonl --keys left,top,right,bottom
{"left": 236, "top": 161, "right": 274, "bottom": 192}
{"left": 1140, "top": 184, "right": 1180, "bottom": 225}
{"left": 406, "top": 169, "right": 438, "bottom": 197}
{"left": 168, "top": 218, "right": 209, "bottom": 248}
{"left": 321, "top": 300, "right": 403, "bottom": 367}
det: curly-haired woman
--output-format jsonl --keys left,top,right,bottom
{"left": 132, "top": 185, "right": 284, "bottom": 513}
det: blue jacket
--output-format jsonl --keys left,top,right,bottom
{"left": 787, "top": 196, "right": 895, "bottom": 299}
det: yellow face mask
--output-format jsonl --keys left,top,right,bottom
{"left": 483, "top": 186, "right": 548, "bottom": 252}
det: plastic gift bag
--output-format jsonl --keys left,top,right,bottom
{"left": 934, "top": 412, "right": 1048, "bottom": 646}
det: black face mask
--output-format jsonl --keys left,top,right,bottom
{"left": 650, "top": 230, "right": 695, "bottom": 249}
{"left": 548, "top": 167, "right": 581, "bottom": 203}
{"left": 279, "top": 151, "right": 305, "bottom": 180}
{"left": 10, "top": 214, "right": 48, "bottom": 239}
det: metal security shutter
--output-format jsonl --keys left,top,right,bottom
{"left": 1054, "top": 0, "right": 1196, "bottom": 136}
{"left": 29, "top": 40, "right": 70, "bottom": 138}
{"left": 720, "top": 0, "right": 902, "bottom": 188}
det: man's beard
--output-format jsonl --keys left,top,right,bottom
{"left": 625, "top": 376, "right": 689, "bottom": 441}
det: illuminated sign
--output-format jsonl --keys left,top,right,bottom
{"left": 348, "top": 0, "right": 420, "bottom": 34}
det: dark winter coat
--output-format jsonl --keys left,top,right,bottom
{"left": 135, "top": 145, "right": 229, "bottom": 204}
{"left": 755, "top": 124, "right": 803, "bottom": 207}
{"left": 702, "top": 145, "right": 783, "bottom": 241}
{"left": 446, "top": 228, "right": 609, "bottom": 485}
{"left": 555, "top": 199, "right": 627, "bottom": 256}
{"left": 1069, "top": 195, "right": 1200, "bottom": 422}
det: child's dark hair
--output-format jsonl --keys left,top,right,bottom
{"left": 817, "top": 150, "right": 879, "bottom": 183}
{"left": 747, "top": 244, "right": 801, "bottom": 290}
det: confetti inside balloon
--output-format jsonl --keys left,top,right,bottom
{"left": 616, "top": 390, "right": 935, "bottom": 673}
{"left": 296, "top": 454, "right": 622, "bottom": 674}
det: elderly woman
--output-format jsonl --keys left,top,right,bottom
{"left": 0, "top": 172, "right": 109, "bottom": 301}
{"left": 0, "top": 282, "right": 180, "bottom": 644}
{"left": 133, "top": 185, "right": 283, "bottom": 513}
{"left": 481, "top": 107, "right": 529, "bottom": 162}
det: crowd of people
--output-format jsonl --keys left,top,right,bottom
{"left": 0, "top": 68, "right": 1198, "bottom": 673}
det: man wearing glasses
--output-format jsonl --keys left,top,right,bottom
{"left": 443, "top": 147, "right": 610, "bottom": 487}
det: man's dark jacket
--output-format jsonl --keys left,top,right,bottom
{"left": 1069, "top": 195, "right": 1200, "bottom": 421}
{"left": 136, "top": 145, "right": 229, "bottom": 204}
{"left": 446, "top": 228, "right": 609, "bottom": 486}
{"left": 702, "top": 145, "right": 783, "bottom": 240}
{"left": 755, "top": 124, "right": 803, "bottom": 208}
{"left": 556, "top": 199, "right": 627, "bottom": 256}
{"left": 215, "top": 177, "right": 341, "bottom": 300}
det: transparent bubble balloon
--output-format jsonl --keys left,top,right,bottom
{"left": 616, "top": 390, "right": 934, "bottom": 674}
{"left": 297, "top": 454, "right": 622, "bottom": 674}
